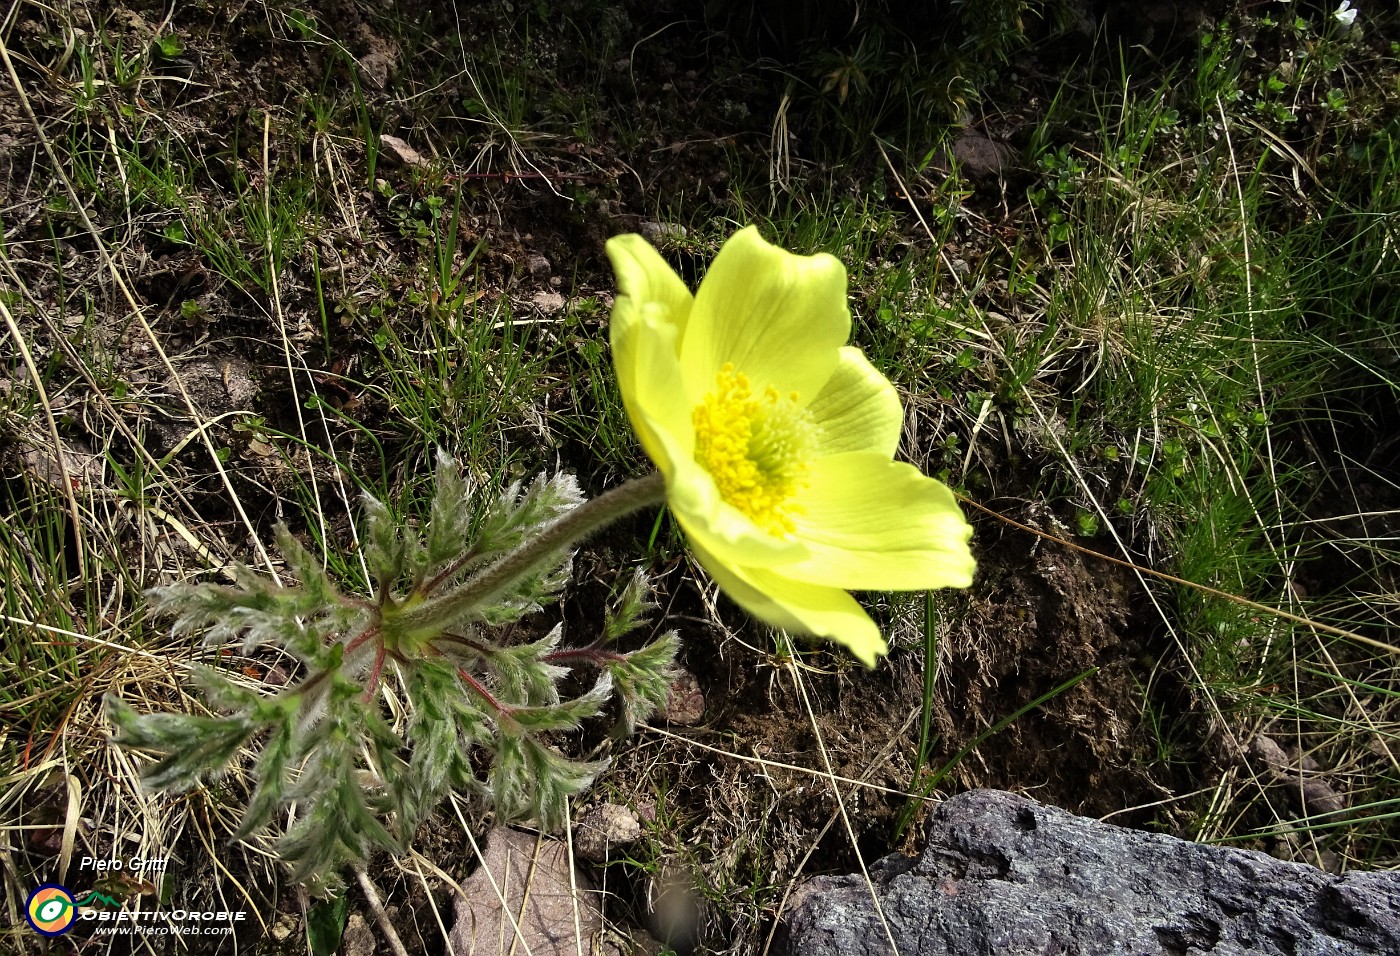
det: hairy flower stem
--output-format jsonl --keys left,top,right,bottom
{"left": 395, "top": 473, "right": 667, "bottom": 637}
{"left": 458, "top": 667, "right": 508, "bottom": 713}
{"left": 543, "top": 645, "right": 627, "bottom": 665}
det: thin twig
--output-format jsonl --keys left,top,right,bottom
{"left": 786, "top": 661, "right": 901, "bottom": 956}
{"left": 355, "top": 866, "right": 411, "bottom": 956}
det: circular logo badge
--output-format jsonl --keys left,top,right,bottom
{"left": 26, "top": 884, "right": 78, "bottom": 936}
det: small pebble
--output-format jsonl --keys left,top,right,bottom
{"left": 269, "top": 914, "right": 297, "bottom": 941}
{"left": 659, "top": 668, "right": 704, "bottom": 726}
{"left": 531, "top": 290, "right": 565, "bottom": 315}
{"left": 377, "top": 134, "right": 428, "bottom": 169}
{"left": 574, "top": 803, "right": 644, "bottom": 862}
{"left": 341, "top": 913, "right": 376, "bottom": 956}
{"left": 639, "top": 221, "right": 687, "bottom": 244}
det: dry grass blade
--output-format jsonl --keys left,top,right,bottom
{"left": 644, "top": 725, "right": 933, "bottom": 802}
{"left": 0, "top": 29, "right": 277, "bottom": 578}
{"left": 785, "top": 660, "right": 901, "bottom": 956}
{"left": 760, "top": 707, "right": 921, "bottom": 956}
{"left": 955, "top": 496, "right": 1400, "bottom": 658}
{"left": 452, "top": 796, "right": 539, "bottom": 956}
{"left": 0, "top": 296, "right": 85, "bottom": 578}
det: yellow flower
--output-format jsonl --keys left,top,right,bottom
{"left": 607, "top": 227, "right": 975, "bottom": 666}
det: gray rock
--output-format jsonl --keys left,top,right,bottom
{"left": 782, "top": 789, "right": 1400, "bottom": 956}
{"left": 638, "top": 221, "right": 687, "bottom": 244}
{"left": 929, "top": 133, "right": 1018, "bottom": 181}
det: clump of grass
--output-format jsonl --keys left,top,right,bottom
{"left": 847, "top": 19, "right": 1400, "bottom": 864}
{"left": 715, "top": 0, "right": 1066, "bottom": 156}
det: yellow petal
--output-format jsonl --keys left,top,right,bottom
{"left": 784, "top": 453, "right": 976, "bottom": 590}
{"left": 606, "top": 233, "right": 692, "bottom": 341}
{"left": 610, "top": 300, "right": 693, "bottom": 475}
{"left": 682, "top": 227, "right": 849, "bottom": 403}
{"left": 670, "top": 481, "right": 808, "bottom": 568}
{"left": 687, "top": 535, "right": 889, "bottom": 667}
{"left": 806, "top": 347, "right": 904, "bottom": 457}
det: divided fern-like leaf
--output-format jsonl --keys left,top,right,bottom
{"left": 520, "top": 737, "right": 609, "bottom": 830}
{"left": 470, "top": 473, "right": 584, "bottom": 566}
{"left": 604, "top": 568, "right": 657, "bottom": 642}
{"left": 122, "top": 455, "right": 682, "bottom": 892}
{"left": 233, "top": 718, "right": 297, "bottom": 842}
{"left": 607, "top": 631, "right": 681, "bottom": 733}
{"left": 361, "top": 492, "right": 414, "bottom": 593}
{"left": 473, "top": 550, "right": 574, "bottom": 625}
{"left": 278, "top": 770, "right": 396, "bottom": 893}
{"left": 423, "top": 449, "right": 476, "bottom": 570}
{"left": 394, "top": 661, "right": 493, "bottom": 831}
{"left": 107, "top": 697, "right": 263, "bottom": 791}
{"left": 486, "top": 624, "right": 570, "bottom": 705}
{"left": 509, "top": 673, "right": 613, "bottom": 733}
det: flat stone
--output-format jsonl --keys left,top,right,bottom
{"left": 949, "top": 132, "right": 1016, "bottom": 177}
{"left": 341, "top": 912, "right": 376, "bottom": 956}
{"left": 782, "top": 789, "right": 1400, "bottom": 955}
{"left": 378, "top": 134, "right": 428, "bottom": 169}
{"left": 449, "top": 828, "right": 602, "bottom": 956}
{"left": 638, "top": 221, "right": 687, "bottom": 244}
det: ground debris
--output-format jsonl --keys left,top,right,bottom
{"left": 656, "top": 667, "right": 704, "bottom": 725}
{"left": 378, "top": 134, "right": 429, "bottom": 169}
{"left": 450, "top": 828, "right": 602, "bottom": 955}
{"left": 1250, "top": 734, "right": 1349, "bottom": 820}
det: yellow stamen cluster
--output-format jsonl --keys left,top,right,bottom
{"left": 692, "top": 363, "right": 815, "bottom": 536}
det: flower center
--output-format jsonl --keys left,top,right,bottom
{"left": 692, "top": 363, "right": 816, "bottom": 536}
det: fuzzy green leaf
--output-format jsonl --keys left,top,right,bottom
{"left": 234, "top": 718, "right": 296, "bottom": 841}
{"left": 361, "top": 492, "right": 416, "bottom": 593}
{"left": 487, "top": 625, "right": 570, "bottom": 705}
{"left": 273, "top": 525, "right": 341, "bottom": 606}
{"left": 278, "top": 769, "right": 396, "bottom": 894}
{"left": 473, "top": 550, "right": 575, "bottom": 625}
{"left": 606, "top": 631, "right": 681, "bottom": 733}
{"left": 107, "top": 696, "right": 261, "bottom": 791}
{"left": 469, "top": 473, "right": 583, "bottom": 569}
{"left": 422, "top": 449, "right": 476, "bottom": 570}
{"left": 188, "top": 665, "right": 297, "bottom": 722}
{"left": 508, "top": 673, "right": 613, "bottom": 733}
{"left": 519, "top": 736, "right": 609, "bottom": 830}
{"left": 390, "top": 662, "right": 493, "bottom": 832}
{"left": 488, "top": 730, "right": 526, "bottom": 819}
{"left": 604, "top": 568, "right": 656, "bottom": 642}
{"left": 146, "top": 573, "right": 363, "bottom": 664}
{"left": 488, "top": 723, "right": 608, "bottom": 829}
{"left": 476, "top": 473, "right": 584, "bottom": 557}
